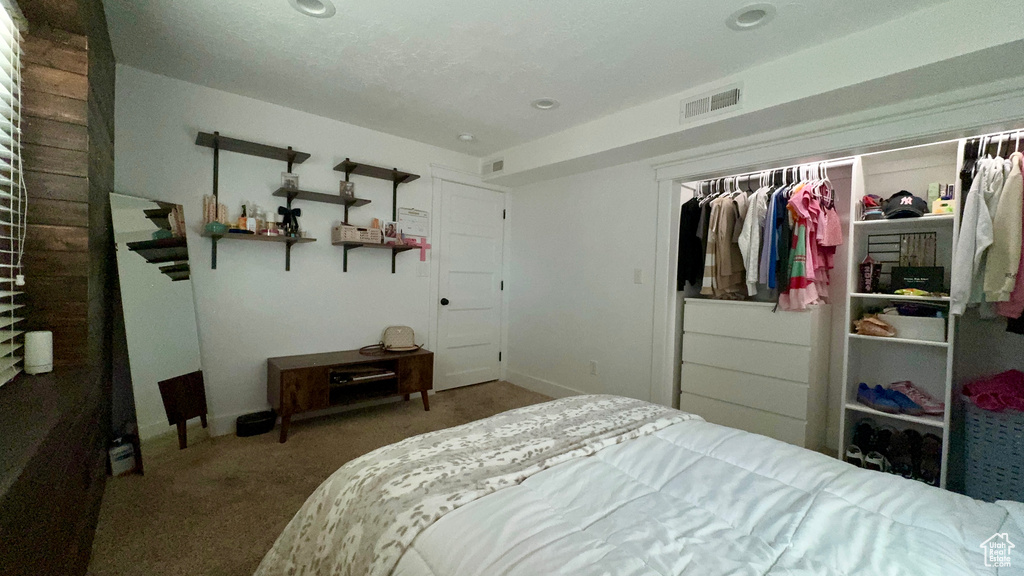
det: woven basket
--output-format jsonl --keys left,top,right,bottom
{"left": 964, "top": 397, "right": 1024, "bottom": 502}
{"left": 332, "top": 225, "right": 382, "bottom": 244}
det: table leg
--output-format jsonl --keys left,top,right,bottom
{"left": 403, "top": 394, "right": 410, "bottom": 401}
{"left": 176, "top": 421, "right": 187, "bottom": 450}
{"left": 420, "top": 390, "right": 430, "bottom": 411}
{"left": 279, "top": 414, "right": 291, "bottom": 443}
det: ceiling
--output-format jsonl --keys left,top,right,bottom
{"left": 103, "top": 0, "right": 947, "bottom": 156}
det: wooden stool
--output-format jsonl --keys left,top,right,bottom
{"left": 157, "top": 371, "right": 208, "bottom": 449}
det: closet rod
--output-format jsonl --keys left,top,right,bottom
{"left": 698, "top": 157, "right": 856, "bottom": 188}
{"left": 968, "top": 129, "right": 1024, "bottom": 144}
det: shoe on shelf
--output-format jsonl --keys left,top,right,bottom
{"left": 888, "top": 430, "right": 922, "bottom": 479}
{"left": 845, "top": 445, "right": 865, "bottom": 467}
{"left": 876, "top": 385, "right": 924, "bottom": 416}
{"left": 918, "top": 433, "right": 942, "bottom": 487}
{"left": 864, "top": 450, "right": 891, "bottom": 473}
{"left": 863, "top": 425, "right": 896, "bottom": 472}
{"left": 857, "top": 383, "right": 900, "bottom": 413}
{"left": 889, "top": 381, "right": 945, "bottom": 416}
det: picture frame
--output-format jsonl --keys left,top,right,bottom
{"left": 281, "top": 172, "right": 300, "bottom": 190}
{"left": 339, "top": 181, "right": 355, "bottom": 199}
{"left": 383, "top": 221, "right": 399, "bottom": 244}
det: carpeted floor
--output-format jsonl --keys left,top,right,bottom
{"left": 86, "top": 381, "right": 550, "bottom": 576}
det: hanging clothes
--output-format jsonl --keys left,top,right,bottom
{"left": 715, "top": 196, "right": 746, "bottom": 298}
{"left": 759, "top": 187, "right": 780, "bottom": 287}
{"left": 984, "top": 151, "right": 1024, "bottom": 303}
{"left": 738, "top": 185, "right": 770, "bottom": 296}
{"left": 951, "top": 157, "right": 1002, "bottom": 315}
{"left": 676, "top": 197, "right": 704, "bottom": 290}
{"left": 700, "top": 198, "right": 724, "bottom": 296}
{"left": 775, "top": 185, "right": 795, "bottom": 293}
{"left": 996, "top": 152, "right": 1024, "bottom": 318}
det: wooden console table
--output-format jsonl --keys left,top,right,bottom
{"left": 267, "top": 348, "right": 433, "bottom": 443}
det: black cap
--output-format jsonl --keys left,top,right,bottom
{"left": 884, "top": 191, "right": 927, "bottom": 219}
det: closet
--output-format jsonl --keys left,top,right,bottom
{"left": 676, "top": 129, "right": 1024, "bottom": 492}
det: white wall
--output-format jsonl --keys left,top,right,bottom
{"left": 505, "top": 161, "right": 659, "bottom": 400}
{"left": 115, "top": 65, "right": 479, "bottom": 436}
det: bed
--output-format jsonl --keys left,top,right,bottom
{"left": 255, "top": 395, "right": 1024, "bottom": 576}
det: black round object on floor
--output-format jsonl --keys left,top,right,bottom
{"left": 236, "top": 410, "right": 276, "bottom": 437}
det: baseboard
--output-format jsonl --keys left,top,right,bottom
{"left": 505, "top": 370, "right": 584, "bottom": 399}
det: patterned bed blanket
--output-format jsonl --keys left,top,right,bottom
{"left": 254, "top": 395, "right": 691, "bottom": 576}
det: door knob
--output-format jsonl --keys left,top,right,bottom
{"left": 440, "top": 298, "right": 449, "bottom": 306}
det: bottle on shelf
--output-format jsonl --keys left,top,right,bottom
{"left": 237, "top": 203, "right": 248, "bottom": 230}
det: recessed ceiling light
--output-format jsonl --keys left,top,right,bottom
{"left": 289, "top": 0, "right": 336, "bottom": 18}
{"left": 458, "top": 133, "right": 475, "bottom": 142}
{"left": 531, "top": 98, "right": 560, "bottom": 111}
{"left": 726, "top": 3, "right": 776, "bottom": 31}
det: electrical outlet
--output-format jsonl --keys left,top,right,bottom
{"left": 634, "top": 268, "right": 643, "bottom": 284}
{"left": 589, "top": 360, "right": 598, "bottom": 375}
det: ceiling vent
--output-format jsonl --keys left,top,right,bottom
{"left": 680, "top": 83, "right": 743, "bottom": 124}
{"left": 484, "top": 158, "right": 504, "bottom": 175}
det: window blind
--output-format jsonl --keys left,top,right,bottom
{"left": 0, "top": 0, "right": 25, "bottom": 387}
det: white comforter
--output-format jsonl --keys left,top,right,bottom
{"left": 394, "top": 417, "right": 1024, "bottom": 576}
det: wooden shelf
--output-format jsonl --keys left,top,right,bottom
{"left": 271, "top": 187, "right": 370, "bottom": 208}
{"left": 845, "top": 403, "right": 945, "bottom": 428}
{"left": 195, "top": 132, "right": 310, "bottom": 164}
{"left": 850, "top": 293, "right": 951, "bottom": 303}
{"left": 332, "top": 241, "right": 417, "bottom": 273}
{"left": 126, "top": 237, "right": 188, "bottom": 264}
{"left": 333, "top": 159, "right": 420, "bottom": 184}
{"left": 201, "top": 231, "right": 315, "bottom": 244}
{"left": 201, "top": 231, "right": 315, "bottom": 272}
{"left": 158, "top": 262, "right": 190, "bottom": 282}
{"left": 143, "top": 206, "right": 173, "bottom": 231}
{"left": 847, "top": 333, "right": 949, "bottom": 347}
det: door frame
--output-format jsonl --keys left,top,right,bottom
{"left": 429, "top": 165, "right": 511, "bottom": 386}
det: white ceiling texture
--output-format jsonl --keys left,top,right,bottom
{"left": 104, "top": 0, "right": 948, "bottom": 156}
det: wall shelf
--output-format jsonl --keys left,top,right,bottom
{"left": 852, "top": 213, "right": 955, "bottom": 229}
{"left": 158, "top": 262, "right": 191, "bottom": 282}
{"left": 196, "top": 131, "right": 312, "bottom": 271}
{"left": 196, "top": 132, "right": 310, "bottom": 165}
{"left": 333, "top": 158, "right": 420, "bottom": 220}
{"left": 332, "top": 240, "right": 416, "bottom": 273}
{"left": 271, "top": 187, "right": 370, "bottom": 223}
{"left": 201, "top": 231, "right": 315, "bottom": 271}
{"left": 126, "top": 237, "right": 189, "bottom": 264}
{"left": 844, "top": 403, "right": 945, "bottom": 429}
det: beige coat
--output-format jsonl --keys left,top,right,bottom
{"left": 984, "top": 152, "right": 1024, "bottom": 302}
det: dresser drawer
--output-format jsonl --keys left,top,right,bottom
{"left": 680, "top": 392, "right": 808, "bottom": 447}
{"left": 683, "top": 300, "right": 815, "bottom": 345}
{"left": 681, "top": 333, "right": 811, "bottom": 383}
{"left": 681, "top": 363, "right": 810, "bottom": 420}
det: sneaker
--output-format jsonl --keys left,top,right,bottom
{"left": 857, "top": 383, "right": 900, "bottom": 413}
{"left": 888, "top": 430, "right": 922, "bottom": 479}
{"left": 864, "top": 425, "right": 895, "bottom": 473}
{"left": 888, "top": 381, "right": 945, "bottom": 416}
{"left": 845, "top": 445, "right": 865, "bottom": 467}
{"left": 875, "top": 385, "right": 924, "bottom": 416}
{"left": 918, "top": 433, "right": 942, "bottom": 487}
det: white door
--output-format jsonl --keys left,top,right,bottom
{"left": 435, "top": 181, "right": 504, "bottom": 390}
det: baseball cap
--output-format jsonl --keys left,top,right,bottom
{"left": 884, "top": 191, "right": 927, "bottom": 219}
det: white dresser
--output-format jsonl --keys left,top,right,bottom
{"left": 680, "top": 298, "right": 831, "bottom": 452}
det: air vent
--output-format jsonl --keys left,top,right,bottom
{"left": 484, "top": 158, "right": 504, "bottom": 175}
{"left": 680, "top": 83, "right": 743, "bottom": 124}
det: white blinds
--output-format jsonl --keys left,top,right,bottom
{"left": 0, "top": 0, "right": 24, "bottom": 387}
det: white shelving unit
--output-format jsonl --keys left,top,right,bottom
{"left": 838, "top": 140, "right": 963, "bottom": 489}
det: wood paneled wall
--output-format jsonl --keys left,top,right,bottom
{"left": 22, "top": 26, "right": 92, "bottom": 367}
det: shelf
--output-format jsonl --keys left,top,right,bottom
{"left": 201, "top": 231, "right": 315, "bottom": 272}
{"left": 330, "top": 373, "right": 397, "bottom": 386}
{"left": 159, "top": 262, "right": 190, "bottom": 282}
{"left": 850, "top": 293, "right": 951, "bottom": 303}
{"left": 195, "top": 132, "right": 310, "bottom": 165}
{"left": 126, "top": 237, "right": 189, "bottom": 264}
{"left": 201, "top": 231, "right": 315, "bottom": 244}
{"left": 333, "top": 159, "right": 420, "bottom": 184}
{"left": 847, "top": 333, "right": 949, "bottom": 348}
{"left": 853, "top": 214, "right": 955, "bottom": 229}
{"left": 845, "top": 403, "right": 945, "bottom": 429}
{"left": 271, "top": 187, "right": 371, "bottom": 219}
{"left": 333, "top": 241, "right": 417, "bottom": 273}
{"left": 143, "top": 206, "right": 173, "bottom": 231}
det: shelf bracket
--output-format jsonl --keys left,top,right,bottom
{"left": 343, "top": 245, "right": 353, "bottom": 272}
{"left": 391, "top": 249, "right": 397, "bottom": 274}
{"left": 286, "top": 241, "right": 292, "bottom": 271}
{"left": 392, "top": 177, "right": 399, "bottom": 221}
{"left": 211, "top": 132, "right": 220, "bottom": 270}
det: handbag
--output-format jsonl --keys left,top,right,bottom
{"left": 381, "top": 326, "right": 420, "bottom": 352}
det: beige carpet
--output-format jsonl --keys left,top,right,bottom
{"left": 87, "top": 381, "right": 551, "bottom": 576}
